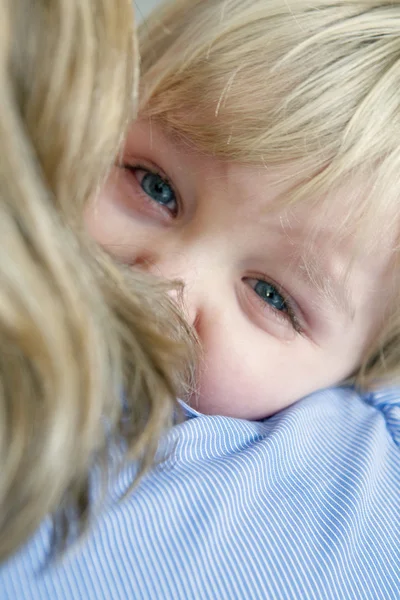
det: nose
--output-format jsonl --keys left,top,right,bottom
{"left": 167, "top": 283, "right": 200, "bottom": 332}
{"left": 135, "top": 247, "right": 205, "bottom": 331}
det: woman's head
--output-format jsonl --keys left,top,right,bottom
{"left": 0, "top": 0, "right": 193, "bottom": 561}
{"left": 88, "top": 0, "right": 400, "bottom": 418}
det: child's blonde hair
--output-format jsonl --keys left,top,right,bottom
{"left": 139, "top": 0, "right": 400, "bottom": 390}
{"left": 0, "top": 0, "right": 193, "bottom": 561}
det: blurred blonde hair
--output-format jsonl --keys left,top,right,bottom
{"left": 0, "top": 0, "right": 193, "bottom": 561}
{"left": 139, "top": 0, "right": 400, "bottom": 390}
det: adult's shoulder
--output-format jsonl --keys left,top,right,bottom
{"left": 2, "top": 386, "right": 399, "bottom": 600}
{"left": 170, "top": 385, "right": 400, "bottom": 469}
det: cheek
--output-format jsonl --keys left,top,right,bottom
{"left": 190, "top": 322, "right": 367, "bottom": 420}
{"left": 85, "top": 182, "right": 148, "bottom": 264}
{"left": 192, "top": 331, "right": 302, "bottom": 420}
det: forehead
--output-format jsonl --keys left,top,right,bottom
{"left": 217, "top": 159, "right": 394, "bottom": 251}
{"left": 228, "top": 160, "right": 394, "bottom": 267}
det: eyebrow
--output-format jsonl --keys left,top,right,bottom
{"left": 296, "top": 255, "right": 356, "bottom": 321}
{"left": 274, "top": 214, "right": 356, "bottom": 320}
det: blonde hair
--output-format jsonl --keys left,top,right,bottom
{"left": 0, "top": 0, "right": 193, "bottom": 561}
{"left": 139, "top": 0, "right": 400, "bottom": 389}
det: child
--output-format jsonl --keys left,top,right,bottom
{"left": 88, "top": 0, "right": 400, "bottom": 420}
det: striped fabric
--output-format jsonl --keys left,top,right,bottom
{"left": 1, "top": 386, "right": 399, "bottom": 599}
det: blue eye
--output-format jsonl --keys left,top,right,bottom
{"left": 247, "top": 278, "right": 303, "bottom": 334}
{"left": 141, "top": 171, "right": 177, "bottom": 213}
{"left": 254, "top": 281, "right": 287, "bottom": 312}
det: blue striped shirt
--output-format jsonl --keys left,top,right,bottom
{"left": 1, "top": 386, "right": 399, "bottom": 599}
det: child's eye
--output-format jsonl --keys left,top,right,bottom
{"left": 246, "top": 278, "right": 303, "bottom": 334}
{"left": 127, "top": 166, "right": 178, "bottom": 216}
{"left": 254, "top": 281, "right": 287, "bottom": 312}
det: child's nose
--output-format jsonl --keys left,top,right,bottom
{"left": 168, "top": 286, "right": 200, "bottom": 332}
{"left": 135, "top": 248, "right": 206, "bottom": 333}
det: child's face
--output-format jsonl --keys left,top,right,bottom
{"left": 87, "top": 121, "right": 392, "bottom": 419}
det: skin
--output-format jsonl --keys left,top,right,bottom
{"left": 87, "top": 120, "right": 392, "bottom": 420}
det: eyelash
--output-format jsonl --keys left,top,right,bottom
{"left": 248, "top": 277, "right": 304, "bottom": 335}
{"left": 123, "top": 163, "right": 179, "bottom": 217}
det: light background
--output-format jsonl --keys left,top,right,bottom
{"left": 134, "top": 0, "right": 164, "bottom": 22}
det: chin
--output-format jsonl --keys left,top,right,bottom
{"left": 186, "top": 390, "right": 257, "bottom": 420}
